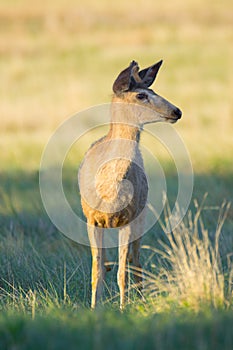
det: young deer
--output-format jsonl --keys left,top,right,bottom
{"left": 78, "top": 60, "right": 182, "bottom": 309}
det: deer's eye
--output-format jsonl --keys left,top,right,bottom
{"left": 136, "top": 93, "right": 148, "bottom": 100}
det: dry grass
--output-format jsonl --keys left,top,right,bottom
{"left": 139, "top": 198, "right": 232, "bottom": 311}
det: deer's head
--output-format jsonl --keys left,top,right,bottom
{"left": 112, "top": 60, "right": 182, "bottom": 125}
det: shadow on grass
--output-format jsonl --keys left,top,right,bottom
{"left": 1, "top": 166, "right": 232, "bottom": 222}
{"left": 0, "top": 167, "right": 232, "bottom": 308}
{"left": 0, "top": 166, "right": 232, "bottom": 252}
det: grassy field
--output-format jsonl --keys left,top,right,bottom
{"left": 0, "top": 0, "right": 233, "bottom": 349}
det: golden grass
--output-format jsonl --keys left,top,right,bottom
{"left": 140, "top": 199, "right": 232, "bottom": 311}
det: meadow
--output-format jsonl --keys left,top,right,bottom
{"left": 0, "top": 0, "right": 233, "bottom": 349}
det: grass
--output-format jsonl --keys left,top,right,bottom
{"left": 0, "top": 0, "right": 233, "bottom": 348}
{"left": 141, "top": 199, "right": 232, "bottom": 311}
{"left": 0, "top": 194, "right": 232, "bottom": 348}
{"left": 0, "top": 310, "right": 233, "bottom": 350}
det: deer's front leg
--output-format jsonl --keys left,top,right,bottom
{"left": 87, "top": 224, "right": 105, "bottom": 309}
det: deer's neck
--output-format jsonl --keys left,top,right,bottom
{"left": 107, "top": 123, "right": 140, "bottom": 142}
{"left": 108, "top": 100, "right": 141, "bottom": 142}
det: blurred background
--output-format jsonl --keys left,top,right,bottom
{"left": 0, "top": 0, "right": 232, "bottom": 214}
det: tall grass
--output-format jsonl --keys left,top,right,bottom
{"left": 1, "top": 199, "right": 232, "bottom": 315}
{"left": 140, "top": 198, "right": 232, "bottom": 311}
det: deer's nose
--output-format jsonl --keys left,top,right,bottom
{"left": 173, "top": 108, "right": 182, "bottom": 119}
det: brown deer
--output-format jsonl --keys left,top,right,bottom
{"left": 78, "top": 60, "right": 182, "bottom": 309}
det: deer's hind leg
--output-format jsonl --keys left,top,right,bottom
{"left": 87, "top": 223, "right": 105, "bottom": 309}
{"left": 118, "top": 225, "right": 131, "bottom": 310}
{"left": 130, "top": 209, "right": 146, "bottom": 292}
{"left": 131, "top": 238, "right": 143, "bottom": 289}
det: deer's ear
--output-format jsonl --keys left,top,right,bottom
{"left": 139, "top": 60, "right": 163, "bottom": 87}
{"left": 113, "top": 61, "right": 139, "bottom": 94}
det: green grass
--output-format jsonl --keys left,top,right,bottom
{"left": 1, "top": 310, "right": 233, "bottom": 350}
{"left": 0, "top": 0, "right": 233, "bottom": 348}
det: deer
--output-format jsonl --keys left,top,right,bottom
{"left": 78, "top": 60, "right": 182, "bottom": 309}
